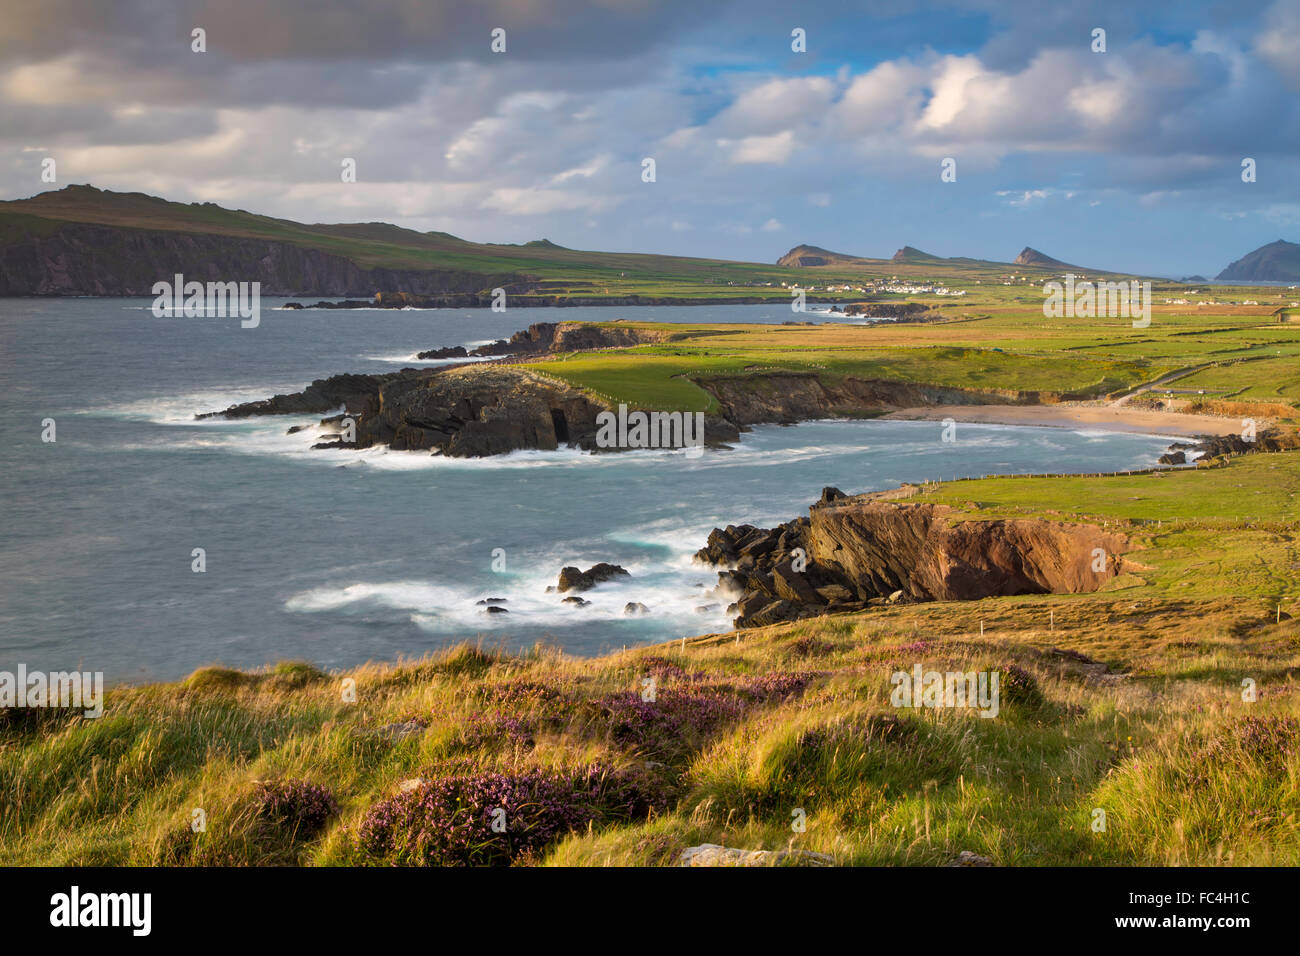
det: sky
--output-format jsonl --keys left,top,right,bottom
{"left": 2, "top": 0, "right": 1298, "bottom": 277}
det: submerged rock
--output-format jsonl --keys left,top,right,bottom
{"left": 623, "top": 602, "right": 650, "bottom": 616}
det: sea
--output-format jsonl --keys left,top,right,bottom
{"left": 0, "top": 299, "right": 1178, "bottom": 683}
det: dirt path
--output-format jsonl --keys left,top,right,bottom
{"left": 1108, "top": 364, "right": 1214, "bottom": 406}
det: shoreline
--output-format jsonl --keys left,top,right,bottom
{"left": 880, "top": 403, "right": 1246, "bottom": 438}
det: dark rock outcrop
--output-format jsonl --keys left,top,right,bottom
{"left": 201, "top": 365, "right": 607, "bottom": 457}
{"left": 557, "top": 563, "right": 630, "bottom": 593}
{"left": 416, "top": 346, "right": 469, "bottom": 360}
{"left": 696, "top": 488, "right": 1129, "bottom": 628}
{"left": 1170, "top": 429, "right": 1300, "bottom": 461}
{"left": 842, "top": 302, "right": 934, "bottom": 319}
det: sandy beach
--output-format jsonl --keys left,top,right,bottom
{"left": 880, "top": 403, "right": 1246, "bottom": 438}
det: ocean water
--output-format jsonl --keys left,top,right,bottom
{"left": 0, "top": 299, "right": 1177, "bottom": 683}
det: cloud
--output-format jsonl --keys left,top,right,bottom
{"left": 725, "top": 130, "right": 797, "bottom": 164}
{"left": 0, "top": 0, "right": 1294, "bottom": 276}
{"left": 1256, "top": 0, "right": 1300, "bottom": 88}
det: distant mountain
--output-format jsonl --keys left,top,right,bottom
{"left": 1014, "top": 247, "right": 1082, "bottom": 270}
{"left": 1180, "top": 275, "right": 1208, "bottom": 284}
{"left": 891, "top": 245, "right": 943, "bottom": 263}
{"left": 1216, "top": 240, "right": 1300, "bottom": 281}
{"left": 775, "top": 244, "right": 853, "bottom": 267}
{"left": 777, "top": 242, "right": 1112, "bottom": 276}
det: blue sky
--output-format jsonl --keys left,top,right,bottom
{"left": 2, "top": 0, "right": 1297, "bottom": 276}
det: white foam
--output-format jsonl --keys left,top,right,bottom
{"left": 362, "top": 352, "right": 503, "bottom": 365}
{"left": 284, "top": 567, "right": 733, "bottom": 634}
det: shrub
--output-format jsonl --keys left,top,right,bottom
{"left": 267, "top": 661, "right": 326, "bottom": 691}
{"left": 998, "top": 664, "right": 1045, "bottom": 708}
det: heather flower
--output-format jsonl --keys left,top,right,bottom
{"left": 1235, "top": 715, "right": 1299, "bottom": 765}
{"left": 638, "top": 656, "right": 695, "bottom": 681}
{"left": 460, "top": 712, "right": 537, "bottom": 749}
{"left": 481, "top": 679, "right": 567, "bottom": 708}
{"left": 894, "top": 639, "right": 935, "bottom": 654}
{"left": 355, "top": 764, "right": 664, "bottom": 866}
{"left": 586, "top": 689, "right": 742, "bottom": 752}
{"left": 252, "top": 779, "right": 339, "bottom": 837}
{"left": 741, "top": 671, "right": 816, "bottom": 703}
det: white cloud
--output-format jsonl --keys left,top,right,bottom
{"left": 724, "top": 130, "right": 796, "bottom": 164}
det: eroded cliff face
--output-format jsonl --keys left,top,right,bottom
{"left": 695, "top": 373, "right": 1049, "bottom": 426}
{"left": 696, "top": 488, "right": 1129, "bottom": 627}
{"left": 808, "top": 498, "right": 1128, "bottom": 600}
{"left": 0, "top": 222, "right": 523, "bottom": 296}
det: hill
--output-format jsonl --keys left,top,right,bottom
{"left": 1014, "top": 246, "right": 1082, "bottom": 270}
{"left": 891, "top": 245, "right": 944, "bottom": 263}
{"left": 0, "top": 185, "right": 811, "bottom": 299}
{"left": 1216, "top": 240, "right": 1300, "bottom": 282}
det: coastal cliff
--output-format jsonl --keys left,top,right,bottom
{"left": 695, "top": 372, "right": 1044, "bottom": 426}
{"left": 0, "top": 221, "right": 523, "bottom": 297}
{"left": 696, "top": 487, "right": 1129, "bottom": 627}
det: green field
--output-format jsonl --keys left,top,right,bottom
{"left": 518, "top": 305, "right": 1300, "bottom": 419}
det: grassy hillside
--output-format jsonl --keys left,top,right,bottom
{"left": 3, "top": 451, "right": 1297, "bottom": 867}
